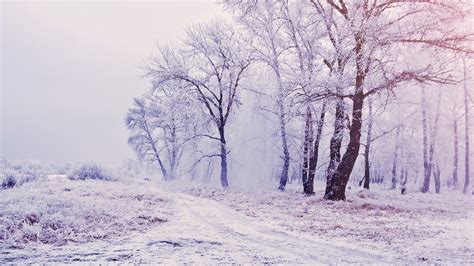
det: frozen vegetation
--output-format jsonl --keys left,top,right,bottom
{"left": 0, "top": 175, "right": 472, "bottom": 264}
{"left": 0, "top": 175, "right": 172, "bottom": 263}
{"left": 2, "top": 0, "right": 473, "bottom": 264}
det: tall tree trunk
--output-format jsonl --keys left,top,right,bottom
{"left": 153, "top": 145, "right": 168, "bottom": 181}
{"left": 463, "top": 58, "right": 470, "bottom": 194}
{"left": 324, "top": 91, "right": 364, "bottom": 200}
{"left": 169, "top": 123, "right": 178, "bottom": 180}
{"left": 301, "top": 107, "right": 313, "bottom": 193}
{"left": 452, "top": 118, "right": 459, "bottom": 188}
{"left": 430, "top": 89, "right": 443, "bottom": 193}
{"left": 420, "top": 87, "right": 431, "bottom": 193}
{"left": 218, "top": 126, "right": 229, "bottom": 187}
{"left": 391, "top": 126, "right": 401, "bottom": 190}
{"left": 363, "top": 97, "right": 373, "bottom": 189}
{"left": 144, "top": 121, "right": 168, "bottom": 180}
{"left": 324, "top": 97, "right": 345, "bottom": 196}
{"left": 422, "top": 87, "right": 442, "bottom": 193}
{"left": 434, "top": 164, "right": 441, "bottom": 194}
{"left": 278, "top": 114, "right": 291, "bottom": 191}
{"left": 306, "top": 101, "right": 327, "bottom": 195}
{"left": 324, "top": 33, "right": 366, "bottom": 201}
{"left": 276, "top": 78, "right": 290, "bottom": 191}
{"left": 399, "top": 143, "right": 407, "bottom": 194}
{"left": 400, "top": 166, "right": 408, "bottom": 195}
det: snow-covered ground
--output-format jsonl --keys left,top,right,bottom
{"left": 1, "top": 177, "right": 472, "bottom": 264}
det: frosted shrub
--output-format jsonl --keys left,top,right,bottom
{"left": 68, "top": 163, "right": 112, "bottom": 181}
{"left": 1, "top": 161, "right": 45, "bottom": 189}
{"left": 1, "top": 171, "right": 17, "bottom": 188}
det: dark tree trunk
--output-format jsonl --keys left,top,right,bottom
{"left": 153, "top": 146, "right": 169, "bottom": 181}
{"left": 420, "top": 87, "right": 431, "bottom": 193}
{"left": 400, "top": 167, "right": 408, "bottom": 195}
{"left": 391, "top": 126, "right": 401, "bottom": 190}
{"left": 324, "top": 97, "right": 345, "bottom": 196}
{"left": 434, "top": 164, "right": 441, "bottom": 194}
{"left": 324, "top": 33, "right": 365, "bottom": 201}
{"left": 301, "top": 107, "right": 313, "bottom": 193}
{"left": 452, "top": 119, "right": 459, "bottom": 188}
{"left": 278, "top": 123, "right": 291, "bottom": 191}
{"left": 463, "top": 59, "right": 470, "bottom": 194}
{"left": 324, "top": 91, "right": 364, "bottom": 200}
{"left": 218, "top": 126, "right": 229, "bottom": 187}
{"left": 306, "top": 101, "right": 327, "bottom": 195}
{"left": 363, "top": 97, "right": 373, "bottom": 189}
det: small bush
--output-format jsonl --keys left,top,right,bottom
{"left": 68, "top": 163, "right": 112, "bottom": 181}
{"left": 2, "top": 173, "right": 17, "bottom": 188}
{"left": 1, "top": 164, "right": 43, "bottom": 189}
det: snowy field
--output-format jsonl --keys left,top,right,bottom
{"left": 1, "top": 177, "right": 472, "bottom": 264}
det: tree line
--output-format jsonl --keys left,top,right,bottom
{"left": 126, "top": 0, "right": 473, "bottom": 200}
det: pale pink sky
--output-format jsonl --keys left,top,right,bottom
{"left": 1, "top": 1, "right": 226, "bottom": 166}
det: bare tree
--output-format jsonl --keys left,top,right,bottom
{"left": 420, "top": 87, "right": 431, "bottom": 193}
{"left": 390, "top": 125, "right": 401, "bottom": 190}
{"left": 145, "top": 21, "right": 251, "bottom": 187}
{"left": 301, "top": 107, "right": 314, "bottom": 194}
{"left": 125, "top": 85, "right": 197, "bottom": 180}
{"left": 446, "top": 87, "right": 464, "bottom": 188}
{"left": 125, "top": 98, "right": 169, "bottom": 180}
{"left": 280, "top": 0, "right": 328, "bottom": 195}
{"left": 307, "top": 0, "right": 472, "bottom": 200}
{"left": 307, "top": 101, "right": 327, "bottom": 195}
{"left": 363, "top": 97, "right": 374, "bottom": 189}
{"left": 463, "top": 58, "right": 471, "bottom": 194}
{"left": 432, "top": 89, "right": 443, "bottom": 194}
{"left": 421, "top": 87, "right": 442, "bottom": 193}
{"left": 225, "top": 0, "right": 294, "bottom": 191}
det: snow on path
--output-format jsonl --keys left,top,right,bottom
{"left": 2, "top": 189, "right": 406, "bottom": 264}
{"left": 166, "top": 192, "right": 404, "bottom": 264}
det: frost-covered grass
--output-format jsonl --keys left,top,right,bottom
{"left": 177, "top": 181, "right": 474, "bottom": 264}
{"left": 1, "top": 173, "right": 472, "bottom": 264}
{"left": 0, "top": 160, "right": 51, "bottom": 189}
{"left": 0, "top": 178, "right": 172, "bottom": 249}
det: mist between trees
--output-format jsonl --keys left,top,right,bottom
{"left": 125, "top": 0, "right": 473, "bottom": 200}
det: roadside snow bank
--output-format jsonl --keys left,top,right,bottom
{"left": 0, "top": 179, "right": 172, "bottom": 249}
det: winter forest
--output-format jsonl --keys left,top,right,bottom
{"left": 1, "top": 0, "right": 473, "bottom": 264}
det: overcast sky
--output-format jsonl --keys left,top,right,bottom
{"left": 1, "top": 1, "right": 225, "bottom": 166}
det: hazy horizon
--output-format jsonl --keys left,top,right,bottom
{"left": 1, "top": 1, "right": 225, "bottom": 166}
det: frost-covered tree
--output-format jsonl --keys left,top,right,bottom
{"left": 462, "top": 57, "right": 472, "bottom": 194}
{"left": 306, "top": 0, "right": 473, "bottom": 200}
{"left": 125, "top": 97, "right": 169, "bottom": 180}
{"left": 224, "top": 0, "right": 294, "bottom": 191}
{"left": 145, "top": 21, "right": 252, "bottom": 187}
{"left": 125, "top": 84, "right": 196, "bottom": 180}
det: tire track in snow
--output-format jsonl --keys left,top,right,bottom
{"left": 174, "top": 193, "right": 404, "bottom": 264}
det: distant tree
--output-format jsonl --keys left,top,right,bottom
{"left": 225, "top": 0, "right": 294, "bottom": 191}
{"left": 420, "top": 87, "right": 442, "bottom": 193}
{"left": 463, "top": 58, "right": 471, "bottom": 194}
{"left": 145, "top": 21, "right": 252, "bottom": 187}
{"left": 280, "top": 0, "right": 327, "bottom": 195}
{"left": 125, "top": 85, "right": 195, "bottom": 180}
{"left": 125, "top": 97, "right": 171, "bottom": 180}
{"left": 445, "top": 84, "right": 464, "bottom": 188}
{"left": 390, "top": 125, "right": 401, "bottom": 190}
